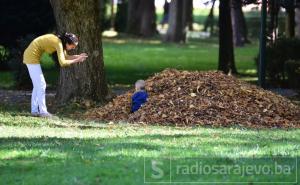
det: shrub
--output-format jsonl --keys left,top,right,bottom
{"left": 0, "top": 46, "right": 10, "bottom": 70}
{"left": 285, "top": 60, "right": 300, "bottom": 89}
{"left": 255, "top": 38, "right": 300, "bottom": 87}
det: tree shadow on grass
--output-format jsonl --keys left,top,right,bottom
{"left": 0, "top": 135, "right": 299, "bottom": 185}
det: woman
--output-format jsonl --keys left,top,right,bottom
{"left": 23, "top": 33, "right": 88, "bottom": 117}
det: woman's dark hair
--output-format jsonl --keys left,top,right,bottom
{"left": 57, "top": 32, "right": 78, "bottom": 49}
{"left": 52, "top": 32, "right": 78, "bottom": 68}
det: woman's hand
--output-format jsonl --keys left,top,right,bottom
{"left": 79, "top": 53, "right": 88, "bottom": 57}
{"left": 67, "top": 53, "right": 88, "bottom": 65}
{"left": 78, "top": 55, "right": 88, "bottom": 63}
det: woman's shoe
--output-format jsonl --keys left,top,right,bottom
{"left": 39, "top": 112, "right": 53, "bottom": 118}
{"left": 31, "top": 112, "right": 39, "bottom": 117}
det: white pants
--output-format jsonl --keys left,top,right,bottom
{"left": 26, "top": 64, "right": 48, "bottom": 114}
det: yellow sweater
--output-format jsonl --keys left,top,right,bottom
{"left": 23, "top": 34, "right": 70, "bottom": 67}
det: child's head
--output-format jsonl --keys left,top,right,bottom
{"left": 135, "top": 80, "right": 146, "bottom": 91}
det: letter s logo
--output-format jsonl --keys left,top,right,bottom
{"left": 151, "top": 160, "right": 164, "bottom": 179}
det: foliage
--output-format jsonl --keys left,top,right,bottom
{"left": 255, "top": 38, "right": 300, "bottom": 87}
{"left": 0, "top": 46, "right": 10, "bottom": 70}
{"left": 285, "top": 60, "right": 300, "bottom": 89}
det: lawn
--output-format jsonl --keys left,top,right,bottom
{"left": 0, "top": 103, "right": 299, "bottom": 184}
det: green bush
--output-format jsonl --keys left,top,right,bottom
{"left": 256, "top": 38, "right": 300, "bottom": 87}
{"left": 0, "top": 45, "right": 9, "bottom": 70}
{"left": 285, "top": 60, "right": 300, "bottom": 89}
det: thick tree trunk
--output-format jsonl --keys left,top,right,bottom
{"left": 127, "top": 0, "right": 156, "bottom": 37}
{"left": 231, "top": 0, "right": 244, "bottom": 47}
{"left": 165, "top": 0, "right": 185, "bottom": 42}
{"left": 296, "top": 8, "right": 300, "bottom": 38}
{"left": 50, "top": 0, "right": 108, "bottom": 103}
{"left": 286, "top": 8, "right": 295, "bottom": 38}
{"left": 183, "top": 0, "right": 194, "bottom": 31}
{"left": 218, "top": 0, "right": 237, "bottom": 74}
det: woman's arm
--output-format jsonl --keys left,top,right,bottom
{"left": 56, "top": 43, "right": 88, "bottom": 67}
{"left": 66, "top": 53, "right": 88, "bottom": 60}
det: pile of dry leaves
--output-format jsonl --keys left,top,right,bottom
{"left": 85, "top": 69, "right": 300, "bottom": 128}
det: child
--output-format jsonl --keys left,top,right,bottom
{"left": 131, "top": 80, "right": 148, "bottom": 113}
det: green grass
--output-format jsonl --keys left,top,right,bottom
{"left": 0, "top": 104, "right": 299, "bottom": 185}
{"left": 103, "top": 38, "right": 257, "bottom": 84}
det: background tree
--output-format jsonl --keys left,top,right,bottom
{"left": 285, "top": 6, "right": 295, "bottom": 38}
{"left": 126, "top": 0, "right": 156, "bottom": 37}
{"left": 219, "top": 0, "right": 237, "bottom": 74}
{"left": 231, "top": 0, "right": 249, "bottom": 47}
{"left": 268, "top": 0, "right": 280, "bottom": 43}
{"left": 50, "top": 0, "right": 108, "bottom": 103}
{"left": 115, "top": 0, "right": 128, "bottom": 32}
{"left": 203, "top": 0, "right": 216, "bottom": 35}
{"left": 100, "top": 0, "right": 111, "bottom": 31}
{"left": 160, "top": 0, "right": 170, "bottom": 26}
{"left": 183, "top": 0, "right": 194, "bottom": 31}
{"left": 165, "top": 0, "right": 184, "bottom": 42}
{"left": 296, "top": 8, "right": 300, "bottom": 38}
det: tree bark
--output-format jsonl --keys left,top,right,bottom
{"left": 231, "top": 0, "right": 249, "bottom": 47}
{"left": 115, "top": 0, "right": 128, "bottom": 32}
{"left": 165, "top": 0, "right": 185, "bottom": 42}
{"left": 218, "top": 0, "right": 237, "bottom": 74}
{"left": 50, "top": 0, "right": 108, "bottom": 104}
{"left": 268, "top": 0, "right": 280, "bottom": 43}
{"left": 203, "top": 0, "right": 216, "bottom": 35}
{"left": 183, "top": 0, "right": 194, "bottom": 31}
{"left": 110, "top": 0, "right": 115, "bottom": 29}
{"left": 127, "top": 0, "right": 156, "bottom": 37}
{"left": 286, "top": 7, "right": 295, "bottom": 38}
{"left": 296, "top": 8, "right": 300, "bottom": 38}
{"left": 140, "top": 0, "right": 156, "bottom": 37}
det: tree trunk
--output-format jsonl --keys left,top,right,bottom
{"left": 115, "top": 0, "right": 128, "bottom": 32}
{"left": 286, "top": 7, "right": 295, "bottom": 38}
{"left": 127, "top": 0, "right": 156, "bottom": 37}
{"left": 50, "top": 0, "right": 108, "bottom": 104}
{"left": 231, "top": 0, "right": 244, "bottom": 47}
{"left": 218, "top": 0, "right": 237, "bottom": 74}
{"left": 110, "top": 0, "right": 115, "bottom": 29}
{"left": 268, "top": 0, "right": 280, "bottom": 43}
{"left": 183, "top": 0, "right": 194, "bottom": 31}
{"left": 165, "top": 0, "right": 185, "bottom": 42}
{"left": 203, "top": 0, "right": 216, "bottom": 35}
{"left": 140, "top": 0, "right": 156, "bottom": 37}
{"left": 296, "top": 8, "right": 300, "bottom": 38}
